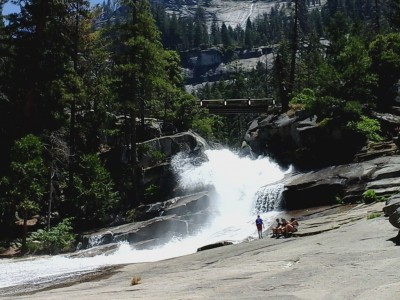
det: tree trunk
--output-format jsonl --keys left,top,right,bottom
{"left": 47, "top": 167, "right": 54, "bottom": 230}
{"left": 130, "top": 109, "right": 141, "bottom": 206}
{"left": 22, "top": 211, "right": 28, "bottom": 252}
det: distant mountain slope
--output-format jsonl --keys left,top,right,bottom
{"left": 164, "top": 0, "right": 281, "bottom": 28}
{"left": 162, "top": 0, "right": 325, "bottom": 29}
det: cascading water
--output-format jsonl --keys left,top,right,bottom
{"left": 0, "top": 148, "right": 289, "bottom": 294}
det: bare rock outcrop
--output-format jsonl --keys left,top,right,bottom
{"left": 383, "top": 193, "right": 400, "bottom": 244}
{"left": 279, "top": 156, "right": 400, "bottom": 210}
{"left": 78, "top": 191, "right": 214, "bottom": 251}
{"left": 245, "top": 112, "right": 368, "bottom": 167}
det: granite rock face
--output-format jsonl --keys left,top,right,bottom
{"left": 78, "top": 191, "right": 214, "bottom": 251}
{"left": 245, "top": 110, "right": 400, "bottom": 169}
{"left": 278, "top": 156, "right": 400, "bottom": 210}
{"left": 383, "top": 193, "right": 400, "bottom": 243}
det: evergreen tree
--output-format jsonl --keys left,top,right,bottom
{"left": 221, "top": 22, "right": 231, "bottom": 47}
{"left": 297, "top": 32, "right": 325, "bottom": 89}
{"left": 369, "top": 33, "right": 400, "bottom": 109}
{"left": 70, "top": 153, "right": 120, "bottom": 228}
{"left": 111, "top": 0, "right": 179, "bottom": 204}
{"left": 210, "top": 16, "right": 221, "bottom": 45}
{"left": 273, "top": 40, "right": 291, "bottom": 111}
{"left": 245, "top": 18, "right": 254, "bottom": 49}
{"left": 0, "top": 135, "right": 47, "bottom": 250}
{"left": 4, "top": 0, "right": 82, "bottom": 135}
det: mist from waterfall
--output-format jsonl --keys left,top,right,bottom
{"left": 0, "top": 149, "right": 289, "bottom": 292}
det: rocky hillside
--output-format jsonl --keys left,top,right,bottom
{"left": 162, "top": 0, "right": 326, "bottom": 29}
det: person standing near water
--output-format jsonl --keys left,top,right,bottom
{"left": 255, "top": 215, "right": 265, "bottom": 239}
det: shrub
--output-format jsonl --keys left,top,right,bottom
{"left": 347, "top": 116, "right": 383, "bottom": 142}
{"left": 149, "top": 149, "right": 166, "bottom": 163}
{"left": 192, "top": 116, "right": 214, "bottom": 139}
{"left": 26, "top": 218, "right": 75, "bottom": 254}
{"left": 335, "top": 195, "right": 344, "bottom": 204}
{"left": 290, "top": 88, "right": 316, "bottom": 106}
{"left": 291, "top": 89, "right": 344, "bottom": 119}
{"left": 367, "top": 212, "right": 382, "bottom": 219}
{"left": 130, "top": 275, "right": 142, "bottom": 285}
{"left": 144, "top": 183, "right": 159, "bottom": 202}
{"left": 125, "top": 209, "right": 138, "bottom": 223}
{"left": 137, "top": 143, "right": 151, "bottom": 158}
{"left": 362, "top": 189, "right": 378, "bottom": 204}
{"left": 343, "top": 101, "right": 363, "bottom": 120}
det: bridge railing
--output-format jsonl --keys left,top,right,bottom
{"left": 198, "top": 98, "right": 278, "bottom": 114}
{"left": 199, "top": 98, "right": 276, "bottom": 107}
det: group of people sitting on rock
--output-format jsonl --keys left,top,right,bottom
{"left": 271, "top": 217, "right": 299, "bottom": 238}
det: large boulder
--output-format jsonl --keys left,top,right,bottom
{"left": 383, "top": 193, "right": 400, "bottom": 244}
{"left": 279, "top": 156, "right": 400, "bottom": 210}
{"left": 77, "top": 191, "right": 213, "bottom": 250}
{"left": 137, "top": 130, "right": 209, "bottom": 169}
{"left": 383, "top": 195, "right": 400, "bottom": 218}
{"left": 245, "top": 112, "right": 366, "bottom": 167}
{"left": 135, "top": 130, "right": 210, "bottom": 203}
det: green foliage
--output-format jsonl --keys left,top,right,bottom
{"left": 293, "top": 89, "right": 381, "bottom": 142}
{"left": 367, "top": 212, "right": 382, "bottom": 220}
{"left": 137, "top": 143, "right": 151, "bottom": 157}
{"left": 72, "top": 154, "right": 120, "bottom": 226}
{"left": 334, "top": 37, "right": 377, "bottom": 104}
{"left": 343, "top": 101, "right": 363, "bottom": 120}
{"left": 347, "top": 116, "right": 383, "bottom": 142}
{"left": 192, "top": 116, "right": 215, "bottom": 140}
{"left": 149, "top": 149, "right": 166, "bottom": 163}
{"left": 144, "top": 184, "right": 159, "bottom": 202}
{"left": 26, "top": 218, "right": 75, "bottom": 254}
{"left": 369, "top": 33, "right": 400, "bottom": 109}
{"left": 335, "top": 195, "right": 344, "bottom": 204}
{"left": 137, "top": 144, "right": 166, "bottom": 164}
{"left": 125, "top": 208, "right": 138, "bottom": 223}
{"left": 362, "top": 189, "right": 379, "bottom": 204}
{"left": 0, "top": 135, "right": 47, "bottom": 248}
{"left": 318, "top": 117, "right": 333, "bottom": 127}
{"left": 291, "top": 88, "right": 343, "bottom": 119}
{"left": 290, "top": 88, "right": 316, "bottom": 106}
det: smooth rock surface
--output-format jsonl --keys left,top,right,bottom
{"left": 8, "top": 202, "right": 400, "bottom": 300}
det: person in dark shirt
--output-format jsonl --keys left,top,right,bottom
{"left": 271, "top": 218, "right": 282, "bottom": 237}
{"left": 255, "top": 215, "right": 265, "bottom": 239}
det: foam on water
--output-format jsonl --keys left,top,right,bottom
{"left": 0, "top": 149, "right": 288, "bottom": 290}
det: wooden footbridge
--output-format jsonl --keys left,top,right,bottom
{"left": 199, "top": 98, "right": 279, "bottom": 114}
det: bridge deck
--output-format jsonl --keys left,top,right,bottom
{"left": 199, "top": 98, "right": 279, "bottom": 114}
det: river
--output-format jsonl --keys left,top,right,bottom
{"left": 0, "top": 148, "right": 289, "bottom": 294}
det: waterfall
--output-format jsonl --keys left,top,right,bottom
{"left": 254, "top": 183, "right": 285, "bottom": 213}
{"left": 0, "top": 148, "right": 289, "bottom": 293}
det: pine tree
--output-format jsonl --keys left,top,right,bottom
{"left": 111, "top": 0, "right": 169, "bottom": 204}
{"left": 221, "top": 22, "right": 231, "bottom": 47}
{"left": 1, "top": 135, "right": 47, "bottom": 251}
{"left": 273, "top": 40, "right": 291, "bottom": 111}
{"left": 245, "top": 18, "right": 254, "bottom": 49}
{"left": 210, "top": 16, "right": 221, "bottom": 45}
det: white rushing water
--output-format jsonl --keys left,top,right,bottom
{"left": 0, "top": 149, "right": 288, "bottom": 291}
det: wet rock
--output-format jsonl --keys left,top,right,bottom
{"left": 78, "top": 192, "right": 213, "bottom": 250}
{"left": 197, "top": 241, "right": 233, "bottom": 252}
